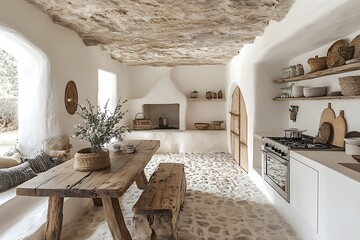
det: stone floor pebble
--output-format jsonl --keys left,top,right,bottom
{"left": 62, "top": 153, "right": 299, "bottom": 240}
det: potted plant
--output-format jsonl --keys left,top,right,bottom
{"left": 72, "top": 98, "right": 130, "bottom": 171}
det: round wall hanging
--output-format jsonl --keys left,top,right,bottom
{"left": 64, "top": 80, "right": 78, "bottom": 115}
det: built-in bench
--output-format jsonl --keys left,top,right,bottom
{"left": 133, "top": 163, "right": 186, "bottom": 240}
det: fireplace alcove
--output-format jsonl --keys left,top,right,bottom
{"left": 126, "top": 67, "right": 227, "bottom": 153}
{"left": 143, "top": 104, "right": 179, "bottom": 129}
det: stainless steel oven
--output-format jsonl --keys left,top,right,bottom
{"left": 262, "top": 134, "right": 343, "bottom": 203}
{"left": 262, "top": 149, "right": 290, "bottom": 202}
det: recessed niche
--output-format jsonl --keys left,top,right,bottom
{"left": 143, "top": 104, "right": 180, "bottom": 129}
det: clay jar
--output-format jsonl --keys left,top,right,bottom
{"left": 206, "top": 91, "right": 213, "bottom": 99}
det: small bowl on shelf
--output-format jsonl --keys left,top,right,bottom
{"left": 194, "top": 123, "right": 210, "bottom": 130}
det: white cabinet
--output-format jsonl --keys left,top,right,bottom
{"left": 290, "top": 157, "right": 319, "bottom": 232}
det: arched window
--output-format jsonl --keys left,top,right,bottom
{"left": 0, "top": 25, "right": 59, "bottom": 156}
{"left": 0, "top": 48, "right": 18, "bottom": 154}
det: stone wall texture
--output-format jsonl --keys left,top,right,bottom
{"left": 25, "top": 0, "right": 293, "bottom": 66}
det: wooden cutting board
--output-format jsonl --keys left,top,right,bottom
{"left": 319, "top": 103, "right": 336, "bottom": 127}
{"left": 331, "top": 110, "right": 347, "bottom": 148}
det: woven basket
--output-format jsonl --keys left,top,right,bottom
{"left": 74, "top": 148, "right": 110, "bottom": 171}
{"left": 133, "top": 113, "right": 153, "bottom": 130}
{"left": 339, "top": 76, "right": 360, "bottom": 96}
{"left": 307, "top": 55, "right": 328, "bottom": 73}
{"left": 194, "top": 123, "right": 210, "bottom": 130}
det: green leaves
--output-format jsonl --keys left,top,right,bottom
{"left": 0, "top": 48, "right": 17, "bottom": 98}
{"left": 72, "top": 98, "right": 131, "bottom": 153}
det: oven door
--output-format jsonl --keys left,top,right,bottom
{"left": 262, "top": 150, "right": 290, "bottom": 202}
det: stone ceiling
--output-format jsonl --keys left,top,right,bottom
{"left": 25, "top": 0, "right": 293, "bottom": 66}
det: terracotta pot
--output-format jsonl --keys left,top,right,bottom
{"left": 74, "top": 148, "right": 110, "bottom": 171}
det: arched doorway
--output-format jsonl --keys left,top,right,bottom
{"left": 230, "top": 86, "right": 248, "bottom": 172}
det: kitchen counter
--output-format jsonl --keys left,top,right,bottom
{"left": 291, "top": 150, "right": 360, "bottom": 183}
{"left": 254, "top": 132, "right": 360, "bottom": 240}
{"left": 255, "top": 132, "right": 360, "bottom": 183}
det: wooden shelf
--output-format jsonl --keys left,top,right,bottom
{"left": 187, "top": 97, "right": 226, "bottom": 102}
{"left": 273, "top": 95, "right": 360, "bottom": 101}
{"left": 273, "top": 62, "right": 360, "bottom": 83}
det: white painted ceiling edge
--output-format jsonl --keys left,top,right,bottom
{"left": 252, "top": 0, "right": 360, "bottom": 63}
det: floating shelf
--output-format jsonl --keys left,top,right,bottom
{"left": 187, "top": 97, "right": 226, "bottom": 101}
{"left": 273, "top": 95, "right": 360, "bottom": 101}
{"left": 273, "top": 62, "right": 360, "bottom": 83}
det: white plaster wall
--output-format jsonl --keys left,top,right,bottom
{"left": 0, "top": 0, "right": 130, "bottom": 156}
{"left": 226, "top": 0, "right": 360, "bottom": 239}
{"left": 287, "top": 30, "right": 360, "bottom": 136}
{"left": 129, "top": 65, "right": 225, "bottom": 99}
{"left": 0, "top": 1, "right": 130, "bottom": 239}
{"left": 226, "top": 0, "right": 360, "bottom": 174}
{"left": 128, "top": 65, "right": 226, "bottom": 130}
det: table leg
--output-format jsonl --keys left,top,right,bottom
{"left": 44, "top": 196, "right": 64, "bottom": 240}
{"left": 92, "top": 198, "right": 103, "bottom": 206}
{"left": 135, "top": 170, "right": 148, "bottom": 189}
{"left": 102, "top": 197, "right": 132, "bottom": 240}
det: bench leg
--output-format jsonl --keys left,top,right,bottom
{"left": 102, "top": 197, "right": 132, "bottom": 240}
{"left": 135, "top": 170, "right": 148, "bottom": 189}
{"left": 44, "top": 196, "right": 64, "bottom": 240}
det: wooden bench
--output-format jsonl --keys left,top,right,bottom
{"left": 133, "top": 163, "right": 186, "bottom": 240}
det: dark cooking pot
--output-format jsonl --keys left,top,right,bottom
{"left": 283, "top": 128, "right": 306, "bottom": 139}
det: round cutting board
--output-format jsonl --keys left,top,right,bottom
{"left": 331, "top": 110, "right": 347, "bottom": 148}
{"left": 319, "top": 103, "right": 335, "bottom": 127}
{"left": 351, "top": 34, "right": 360, "bottom": 59}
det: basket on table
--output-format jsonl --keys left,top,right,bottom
{"left": 339, "top": 76, "right": 360, "bottom": 96}
{"left": 133, "top": 113, "right": 153, "bottom": 130}
{"left": 307, "top": 55, "right": 328, "bottom": 73}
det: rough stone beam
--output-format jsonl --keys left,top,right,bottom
{"left": 25, "top": 0, "right": 293, "bottom": 66}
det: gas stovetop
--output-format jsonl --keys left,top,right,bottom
{"left": 262, "top": 135, "right": 344, "bottom": 161}
{"left": 267, "top": 135, "right": 343, "bottom": 150}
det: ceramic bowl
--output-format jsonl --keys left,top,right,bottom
{"left": 303, "top": 87, "right": 326, "bottom": 97}
{"left": 292, "top": 86, "right": 304, "bottom": 97}
{"left": 344, "top": 138, "right": 360, "bottom": 155}
{"left": 194, "top": 123, "right": 210, "bottom": 130}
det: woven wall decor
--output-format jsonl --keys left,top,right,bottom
{"left": 64, "top": 80, "right": 78, "bottom": 115}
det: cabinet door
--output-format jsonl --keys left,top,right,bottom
{"left": 290, "top": 157, "right": 318, "bottom": 232}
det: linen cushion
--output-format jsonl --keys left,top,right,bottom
{"left": 0, "top": 156, "right": 20, "bottom": 169}
{"left": 0, "top": 162, "right": 37, "bottom": 192}
{"left": 21, "top": 151, "right": 54, "bottom": 173}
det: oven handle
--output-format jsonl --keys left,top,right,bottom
{"left": 262, "top": 150, "right": 288, "bottom": 164}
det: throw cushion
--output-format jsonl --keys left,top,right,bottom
{"left": 0, "top": 162, "right": 37, "bottom": 192}
{"left": 21, "top": 151, "right": 54, "bottom": 173}
{"left": 4, "top": 146, "right": 21, "bottom": 157}
{"left": 0, "top": 156, "right": 21, "bottom": 169}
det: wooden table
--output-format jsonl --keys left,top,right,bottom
{"left": 16, "top": 140, "right": 160, "bottom": 240}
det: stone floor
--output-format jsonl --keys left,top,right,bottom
{"left": 61, "top": 153, "right": 298, "bottom": 240}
